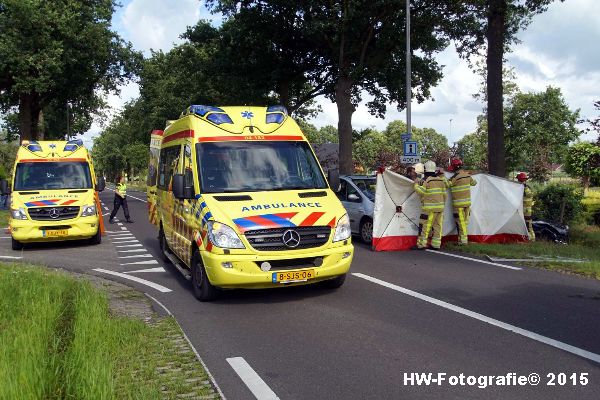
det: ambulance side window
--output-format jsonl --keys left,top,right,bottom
{"left": 183, "top": 144, "right": 194, "bottom": 190}
{"left": 158, "top": 145, "right": 181, "bottom": 190}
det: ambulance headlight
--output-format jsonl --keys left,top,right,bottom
{"left": 333, "top": 214, "right": 351, "bottom": 242}
{"left": 11, "top": 208, "right": 28, "bottom": 220}
{"left": 207, "top": 221, "right": 245, "bottom": 249}
{"left": 81, "top": 205, "right": 96, "bottom": 217}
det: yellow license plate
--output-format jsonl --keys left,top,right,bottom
{"left": 43, "top": 229, "right": 68, "bottom": 237}
{"left": 272, "top": 269, "right": 315, "bottom": 283}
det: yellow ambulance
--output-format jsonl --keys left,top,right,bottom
{"left": 153, "top": 105, "right": 353, "bottom": 300}
{"left": 0, "top": 139, "right": 105, "bottom": 250}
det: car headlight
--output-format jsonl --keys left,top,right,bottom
{"left": 11, "top": 208, "right": 28, "bottom": 220}
{"left": 81, "top": 205, "right": 97, "bottom": 217}
{"left": 333, "top": 214, "right": 351, "bottom": 242}
{"left": 207, "top": 221, "right": 245, "bottom": 249}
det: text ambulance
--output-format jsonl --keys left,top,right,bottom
{"left": 149, "top": 105, "right": 353, "bottom": 300}
{"left": 0, "top": 140, "right": 105, "bottom": 250}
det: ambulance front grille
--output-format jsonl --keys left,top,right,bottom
{"left": 28, "top": 206, "right": 80, "bottom": 221}
{"left": 245, "top": 226, "right": 331, "bottom": 251}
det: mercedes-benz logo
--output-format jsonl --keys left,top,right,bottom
{"left": 282, "top": 229, "right": 301, "bottom": 248}
{"left": 49, "top": 208, "right": 60, "bottom": 219}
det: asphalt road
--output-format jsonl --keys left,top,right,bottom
{"left": 2, "top": 188, "right": 600, "bottom": 400}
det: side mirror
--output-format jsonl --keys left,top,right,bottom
{"left": 328, "top": 169, "right": 340, "bottom": 193}
{"left": 173, "top": 174, "right": 194, "bottom": 199}
{"left": 96, "top": 176, "right": 105, "bottom": 192}
{"left": 0, "top": 179, "right": 10, "bottom": 195}
{"left": 348, "top": 193, "right": 361, "bottom": 202}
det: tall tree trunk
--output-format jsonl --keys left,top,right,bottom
{"left": 38, "top": 109, "right": 45, "bottom": 140}
{"left": 18, "top": 93, "right": 41, "bottom": 141}
{"left": 335, "top": 76, "right": 354, "bottom": 175}
{"left": 278, "top": 80, "right": 291, "bottom": 112}
{"left": 486, "top": 0, "right": 506, "bottom": 177}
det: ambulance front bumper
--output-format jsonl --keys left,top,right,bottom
{"left": 202, "top": 243, "right": 354, "bottom": 289}
{"left": 10, "top": 216, "right": 99, "bottom": 242}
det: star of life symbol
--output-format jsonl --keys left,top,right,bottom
{"left": 49, "top": 144, "right": 56, "bottom": 149}
{"left": 241, "top": 111, "right": 254, "bottom": 119}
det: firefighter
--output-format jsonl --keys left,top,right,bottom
{"left": 413, "top": 160, "right": 449, "bottom": 249}
{"left": 109, "top": 175, "right": 134, "bottom": 223}
{"left": 517, "top": 172, "right": 535, "bottom": 241}
{"left": 448, "top": 158, "right": 477, "bottom": 245}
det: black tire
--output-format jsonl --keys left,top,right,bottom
{"left": 360, "top": 217, "right": 373, "bottom": 244}
{"left": 191, "top": 249, "right": 219, "bottom": 301}
{"left": 11, "top": 237, "right": 23, "bottom": 251}
{"left": 322, "top": 273, "right": 346, "bottom": 289}
{"left": 158, "top": 226, "right": 170, "bottom": 262}
{"left": 89, "top": 227, "right": 102, "bottom": 245}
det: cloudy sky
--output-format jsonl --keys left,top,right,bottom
{"left": 83, "top": 0, "right": 599, "bottom": 146}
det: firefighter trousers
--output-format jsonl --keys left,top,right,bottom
{"left": 453, "top": 206, "right": 470, "bottom": 244}
{"left": 418, "top": 211, "right": 444, "bottom": 249}
{"left": 110, "top": 195, "right": 131, "bottom": 221}
{"left": 524, "top": 207, "right": 535, "bottom": 241}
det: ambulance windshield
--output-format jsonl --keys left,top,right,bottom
{"left": 14, "top": 162, "right": 93, "bottom": 190}
{"left": 197, "top": 141, "right": 328, "bottom": 193}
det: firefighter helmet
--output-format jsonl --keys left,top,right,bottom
{"left": 451, "top": 158, "right": 463, "bottom": 169}
{"left": 424, "top": 160, "right": 437, "bottom": 173}
{"left": 516, "top": 172, "right": 529, "bottom": 182}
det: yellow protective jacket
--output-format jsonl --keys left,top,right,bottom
{"left": 414, "top": 175, "right": 450, "bottom": 212}
{"left": 523, "top": 183, "right": 534, "bottom": 213}
{"left": 449, "top": 170, "right": 477, "bottom": 207}
{"left": 116, "top": 182, "right": 127, "bottom": 198}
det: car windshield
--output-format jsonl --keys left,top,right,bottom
{"left": 196, "top": 141, "right": 328, "bottom": 193}
{"left": 14, "top": 162, "right": 92, "bottom": 191}
{"left": 352, "top": 178, "right": 376, "bottom": 201}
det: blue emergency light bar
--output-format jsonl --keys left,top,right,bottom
{"left": 64, "top": 139, "right": 83, "bottom": 152}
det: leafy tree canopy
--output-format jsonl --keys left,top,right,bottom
{"left": 564, "top": 142, "right": 600, "bottom": 191}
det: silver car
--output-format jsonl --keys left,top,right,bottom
{"left": 338, "top": 175, "right": 375, "bottom": 243}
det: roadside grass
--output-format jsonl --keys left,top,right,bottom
{"left": 0, "top": 209, "right": 8, "bottom": 227}
{"left": 0, "top": 263, "right": 218, "bottom": 399}
{"left": 446, "top": 224, "right": 600, "bottom": 280}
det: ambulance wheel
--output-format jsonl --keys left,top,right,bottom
{"left": 11, "top": 237, "right": 23, "bottom": 251}
{"left": 159, "top": 226, "right": 170, "bottom": 261}
{"left": 89, "top": 228, "right": 102, "bottom": 245}
{"left": 360, "top": 217, "right": 373, "bottom": 244}
{"left": 322, "top": 273, "right": 346, "bottom": 289}
{"left": 191, "top": 250, "right": 219, "bottom": 301}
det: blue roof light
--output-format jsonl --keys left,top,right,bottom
{"left": 63, "top": 145, "right": 78, "bottom": 152}
{"left": 189, "top": 105, "right": 225, "bottom": 117}
{"left": 207, "top": 113, "right": 233, "bottom": 125}
{"left": 67, "top": 139, "right": 83, "bottom": 146}
{"left": 266, "top": 113, "right": 285, "bottom": 124}
{"left": 266, "top": 105, "right": 288, "bottom": 115}
{"left": 27, "top": 144, "right": 42, "bottom": 152}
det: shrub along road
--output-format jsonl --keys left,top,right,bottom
{"left": 1, "top": 189, "right": 600, "bottom": 399}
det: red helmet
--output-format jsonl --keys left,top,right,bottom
{"left": 450, "top": 158, "right": 463, "bottom": 168}
{"left": 516, "top": 172, "right": 529, "bottom": 182}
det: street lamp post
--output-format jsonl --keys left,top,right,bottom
{"left": 449, "top": 118, "right": 453, "bottom": 138}
{"left": 405, "top": 0, "right": 411, "bottom": 137}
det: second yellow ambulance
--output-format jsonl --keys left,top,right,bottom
{"left": 150, "top": 105, "right": 353, "bottom": 300}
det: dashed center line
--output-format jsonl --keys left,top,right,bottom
{"left": 227, "top": 357, "right": 280, "bottom": 400}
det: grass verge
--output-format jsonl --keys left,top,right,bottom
{"left": 0, "top": 209, "right": 8, "bottom": 227}
{"left": 446, "top": 225, "right": 600, "bottom": 280}
{"left": 0, "top": 263, "right": 219, "bottom": 399}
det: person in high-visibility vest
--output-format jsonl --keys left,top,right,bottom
{"left": 448, "top": 158, "right": 477, "bottom": 245}
{"left": 109, "top": 175, "right": 134, "bottom": 223}
{"left": 413, "top": 160, "right": 449, "bottom": 249}
{"left": 517, "top": 172, "right": 535, "bottom": 241}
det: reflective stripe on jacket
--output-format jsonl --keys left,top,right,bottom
{"left": 414, "top": 176, "right": 450, "bottom": 211}
{"left": 117, "top": 183, "right": 127, "bottom": 197}
{"left": 523, "top": 183, "right": 534, "bottom": 211}
{"left": 450, "top": 170, "right": 477, "bottom": 207}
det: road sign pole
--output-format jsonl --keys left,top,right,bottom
{"left": 406, "top": 0, "right": 411, "bottom": 137}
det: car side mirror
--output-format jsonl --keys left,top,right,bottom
{"left": 328, "top": 169, "right": 340, "bottom": 192}
{"left": 348, "top": 193, "right": 361, "bottom": 202}
{"left": 96, "top": 176, "right": 105, "bottom": 192}
{"left": 0, "top": 179, "right": 10, "bottom": 195}
{"left": 173, "top": 174, "right": 194, "bottom": 199}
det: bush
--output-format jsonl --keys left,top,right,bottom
{"left": 533, "top": 184, "right": 584, "bottom": 225}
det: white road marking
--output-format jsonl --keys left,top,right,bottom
{"left": 0, "top": 237, "right": 9, "bottom": 239}
{"left": 0, "top": 255, "right": 22, "bottom": 259}
{"left": 109, "top": 234, "right": 134, "bottom": 239}
{"left": 426, "top": 249, "right": 522, "bottom": 271}
{"left": 117, "top": 248, "right": 147, "bottom": 253}
{"left": 103, "top": 206, "right": 109, "bottom": 211}
{"left": 144, "top": 293, "right": 226, "bottom": 399}
{"left": 111, "top": 240, "right": 139, "bottom": 244}
{"left": 125, "top": 266, "right": 165, "bottom": 273}
{"left": 352, "top": 273, "right": 600, "bottom": 364}
{"left": 118, "top": 254, "right": 153, "bottom": 259}
{"left": 115, "top": 244, "right": 143, "bottom": 248}
{"left": 120, "top": 260, "right": 159, "bottom": 266}
{"left": 226, "top": 357, "right": 280, "bottom": 400}
{"left": 93, "top": 268, "right": 171, "bottom": 292}
{"left": 121, "top": 227, "right": 128, "bottom": 231}
{"left": 105, "top": 230, "right": 129, "bottom": 234}
{"left": 117, "top": 223, "right": 123, "bottom": 226}
{"left": 102, "top": 212, "right": 110, "bottom": 216}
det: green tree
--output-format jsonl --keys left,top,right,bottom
{"left": 450, "top": 0, "right": 560, "bottom": 177}
{"left": 208, "top": 0, "right": 457, "bottom": 175}
{"left": 383, "top": 120, "right": 449, "bottom": 165}
{"left": 124, "top": 142, "right": 149, "bottom": 179}
{"left": 456, "top": 123, "right": 488, "bottom": 171}
{"left": 0, "top": 0, "right": 140, "bottom": 140}
{"left": 504, "top": 86, "right": 580, "bottom": 182}
{"left": 564, "top": 142, "right": 600, "bottom": 192}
